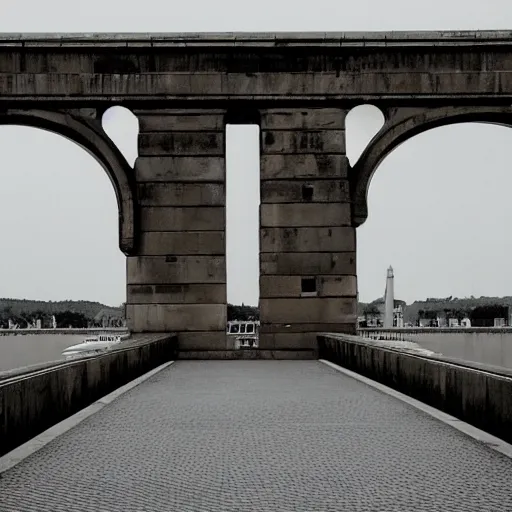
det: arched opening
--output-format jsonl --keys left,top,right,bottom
{"left": 102, "top": 106, "right": 139, "bottom": 167}
{"left": 0, "top": 116, "right": 131, "bottom": 372}
{"left": 357, "top": 121, "right": 512, "bottom": 368}
{"left": 345, "top": 104, "right": 385, "bottom": 166}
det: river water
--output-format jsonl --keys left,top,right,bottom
{"left": 2, "top": 332, "right": 512, "bottom": 373}
{"left": 0, "top": 335, "right": 84, "bottom": 372}
{"left": 409, "top": 332, "right": 512, "bottom": 370}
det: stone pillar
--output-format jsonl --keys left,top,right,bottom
{"left": 126, "top": 109, "right": 227, "bottom": 351}
{"left": 259, "top": 108, "right": 357, "bottom": 353}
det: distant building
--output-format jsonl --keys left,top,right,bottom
{"left": 461, "top": 318, "right": 471, "bottom": 327}
{"left": 361, "top": 298, "right": 405, "bottom": 328}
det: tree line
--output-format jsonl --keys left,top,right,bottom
{"left": 0, "top": 298, "right": 125, "bottom": 329}
{"left": 227, "top": 303, "right": 259, "bottom": 321}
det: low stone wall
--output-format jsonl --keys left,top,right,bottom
{"left": 0, "top": 334, "right": 177, "bottom": 457}
{"left": 318, "top": 334, "right": 512, "bottom": 444}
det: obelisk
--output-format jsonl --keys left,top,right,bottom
{"left": 384, "top": 266, "right": 394, "bottom": 328}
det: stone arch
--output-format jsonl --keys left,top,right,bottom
{"left": 350, "top": 106, "right": 512, "bottom": 227}
{"left": 0, "top": 109, "right": 137, "bottom": 254}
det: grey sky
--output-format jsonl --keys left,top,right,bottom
{"left": 1, "top": 1, "right": 512, "bottom": 307}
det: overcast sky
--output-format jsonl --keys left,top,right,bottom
{"left": 1, "top": 1, "right": 512, "bottom": 307}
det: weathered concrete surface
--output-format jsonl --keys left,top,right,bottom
{"left": 1, "top": 360, "right": 512, "bottom": 511}
{"left": 0, "top": 334, "right": 177, "bottom": 457}
{"left": 2, "top": 33, "right": 512, "bottom": 346}
{"left": 318, "top": 333, "right": 512, "bottom": 444}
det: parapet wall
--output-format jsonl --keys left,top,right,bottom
{"left": 318, "top": 334, "right": 512, "bottom": 444}
{"left": 0, "top": 334, "right": 177, "bottom": 457}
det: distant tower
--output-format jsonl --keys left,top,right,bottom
{"left": 384, "top": 266, "right": 394, "bottom": 328}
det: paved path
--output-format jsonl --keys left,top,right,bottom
{"left": 1, "top": 361, "right": 511, "bottom": 512}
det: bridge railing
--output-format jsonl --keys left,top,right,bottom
{"left": 0, "top": 333, "right": 177, "bottom": 458}
{"left": 359, "top": 326, "right": 512, "bottom": 338}
{"left": 319, "top": 332, "right": 512, "bottom": 445}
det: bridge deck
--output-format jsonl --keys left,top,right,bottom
{"left": 1, "top": 361, "right": 511, "bottom": 511}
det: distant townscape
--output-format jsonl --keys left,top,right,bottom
{"left": 3, "top": 295, "right": 512, "bottom": 330}
{"left": 0, "top": 298, "right": 125, "bottom": 329}
{"left": 358, "top": 296, "right": 512, "bottom": 328}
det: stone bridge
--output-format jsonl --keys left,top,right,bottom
{"left": 2, "top": 31, "right": 512, "bottom": 356}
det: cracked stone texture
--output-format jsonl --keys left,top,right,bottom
{"left": 1, "top": 361, "right": 512, "bottom": 512}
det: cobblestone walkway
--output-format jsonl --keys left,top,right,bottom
{"left": 1, "top": 361, "right": 512, "bottom": 512}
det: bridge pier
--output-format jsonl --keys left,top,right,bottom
{"left": 127, "top": 110, "right": 228, "bottom": 351}
{"left": 258, "top": 108, "right": 358, "bottom": 353}
{"left": 125, "top": 107, "right": 358, "bottom": 356}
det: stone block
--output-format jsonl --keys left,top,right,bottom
{"left": 127, "top": 284, "right": 226, "bottom": 304}
{"left": 178, "top": 332, "right": 232, "bottom": 351}
{"left": 260, "top": 180, "right": 349, "bottom": 203}
{"left": 260, "top": 252, "right": 356, "bottom": 275}
{"left": 126, "top": 304, "right": 226, "bottom": 331}
{"left": 260, "top": 108, "right": 346, "bottom": 130}
{"left": 260, "top": 154, "right": 348, "bottom": 180}
{"left": 260, "top": 203, "right": 351, "bottom": 227}
{"left": 260, "top": 227, "right": 355, "bottom": 253}
{"left": 127, "top": 256, "right": 225, "bottom": 284}
{"left": 258, "top": 333, "right": 319, "bottom": 351}
{"left": 259, "top": 297, "right": 357, "bottom": 324}
{"left": 261, "top": 130, "right": 345, "bottom": 154}
{"left": 138, "top": 132, "right": 224, "bottom": 156}
{"left": 137, "top": 113, "right": 224, "bottom": 132}
{"left": 135, "top": 156, "right": 224, "bottom": 182}
{"left": 319, "top": 275, "right": 357, "bottom": 296}
{"left": 140, "top": 207, "right": 225, "bottom": 231}
{"left": 139, "top": 231, "right": 225, "bottom": 255}
{"left": 259, "top": 275, "right": 357, "bottom": 298}
{"left": 138, "top": 183, "right": 224, "bottom": 206}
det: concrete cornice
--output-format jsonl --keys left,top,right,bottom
{"left": 1, "top": 31, "right": 512, "bottom": 48}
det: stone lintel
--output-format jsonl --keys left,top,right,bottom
{"left": 260, "top": 227, "right": 356, "bottom": 253}
{"left": 138, "top": 183, "right": 224, "bottom": 206}
{"left": 259, "top": 275, "right": 357, "bottom": 298}
{"left": 127, "top": 256, "right": 225, "bottom": 284}
{"left": 260, "top": 297, "right": 357, "bottom": 324}
{"left": 261, "top": 130, "right": 345, "bottom": 155}
{"left": 260, "top": 154, "right": 348, "bottom": 180}
{"left": 135, "top": 157, "right": 224, "bottom": 182}
{"left": 260, "top": 179, "right": 349, "bottom": 203}
{"left": 139, "top": 231, "right": 225, "bottom": 256}
{"left": 127, "top": 284, "right": 226, "bottom": 304}
{"left": 137, "top": 113, "right": 225, "bottom": 132}
{"left": 260, "top": 252, "right": 356, "bottom": 275}
{"left": 127, "top": 304, "right": 226, "bottom": 332}
{"left": 139, "top": 132, "right": 224, "bottom": 157}
{"left": 260, "top": 108, "right": 346, "bottom": 130}
{"left": 260, "top": 203, "right": 351, "bottom": 228}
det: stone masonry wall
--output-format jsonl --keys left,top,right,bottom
{"left": 258, "top": 108, "right": 358, "bottom": 352}
{"left": 126, "top": 110, "right": 227, "bottom": 350}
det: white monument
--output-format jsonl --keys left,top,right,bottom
{"left": 384, "top": 266, "right": 394, "bottom": 328}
